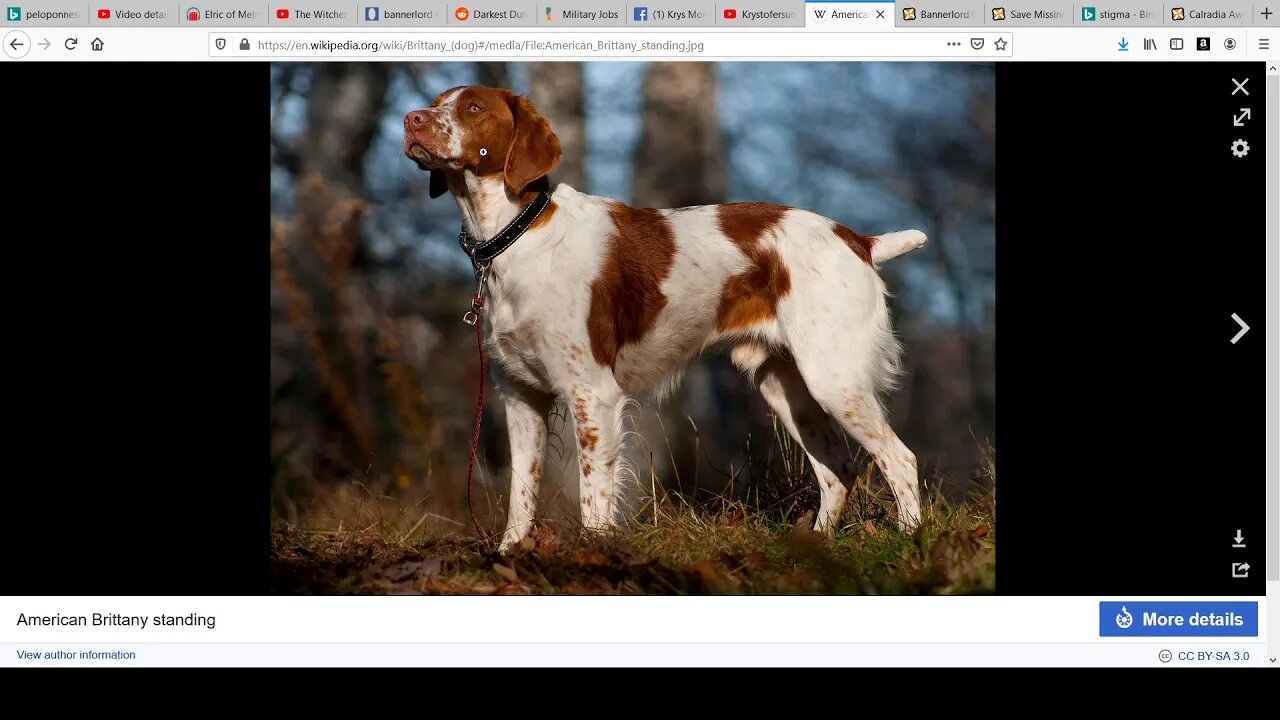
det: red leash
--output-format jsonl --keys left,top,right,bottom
{"left": 462, "top": 274, "right": 490, "bottom": 544}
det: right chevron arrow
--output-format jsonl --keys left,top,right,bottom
{"left": 1230, "top": 313, "right": 1249, "bottom": 344}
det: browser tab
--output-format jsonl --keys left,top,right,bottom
{"left": 1072, "top": 4, "right": 1163, "bottom": 26}
{"left": 984, "top": 3, "right": 1071, "bottom": 26}
{"left": 269, "top": 3, "right": 355, "bottom": 26}
{"left": 181, "top": 1, "right": 268, "bottom": 26}
{"left": 1164, "top": 3, "right": 1252, "bottom": 26}
{"left": 7, "top": 1, "right": 86, "bottom": 25}
{"left": 537, "top": 2, "right": 626, "bottom": 27}
{"left": 626, "top": 4, "right": 713, "bottom": 26}
{"left": 715, "top": 2, "right": 804, "bottom": 27}
{"left": 893, "top": 2, "right": 983, "bottom": 27}
{"left": 90, "top": 4, "right": 177, "bottom": 26}
{"left": 356, "top": 3, "right": 446, "bottom": 26}
{"left": 447, "top": 2, "right": 532, "bottom": 26}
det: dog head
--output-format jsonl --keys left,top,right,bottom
{"left": 404, "top": 86, "right": 562, "bottom": 198}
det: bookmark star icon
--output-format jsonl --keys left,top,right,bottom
{"left": 994, "top": 37, "right": 1007, "bottom": 51}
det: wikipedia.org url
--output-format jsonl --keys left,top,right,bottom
{"left": 252, "top": 38, "right": 706, "bottom": 54}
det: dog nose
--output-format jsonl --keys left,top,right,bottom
{"left": 406, "top": 111, "right": 427, "bottom": 130}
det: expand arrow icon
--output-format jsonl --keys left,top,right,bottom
{"left": 1231, "top": 313, "right": 1249, "bottom": 344}
{"left": 1233, "top": 108, "right": 1251, "bottom": 126}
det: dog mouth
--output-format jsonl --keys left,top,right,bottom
{"left": 405, "top": 142, "right": 442, "bottom": 171}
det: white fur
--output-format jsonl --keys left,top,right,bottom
{"left": 439, "top": 177, "right": 925, "bottom": 551}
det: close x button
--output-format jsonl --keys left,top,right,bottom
{"left": 1099, "top": 602, "right": 1258, "bottom": 637}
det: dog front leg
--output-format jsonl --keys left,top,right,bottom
{"left": 569, "top": 385, "right": 624, "bottom": 531}
{"left": 497, "top": 381, "right": 552, "bottom": 553}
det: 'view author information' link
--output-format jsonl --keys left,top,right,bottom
{"left": 250, "top": 39, "right": 706, "bottom": 55}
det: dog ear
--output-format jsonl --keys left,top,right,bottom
{"left": 503, "top": 94, "right": 562, "bottom": 195}
{"left": 429, "top": 169, "right": 448, "bottom": 198}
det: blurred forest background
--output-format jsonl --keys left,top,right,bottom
{"left": 269, "top": 62, "right": 995, "bottom": 538}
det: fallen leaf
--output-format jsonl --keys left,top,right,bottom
{"left": 863, "top": 520, "right": 878, "bottom": 535}
{"left": 971, "top": 525, "right": 990, "bottom": 538}
{"left": 492, "top": 563, "right": 518, "bottom": 583}
{"left": 519, "top": 537, "right": 536, "bottom": 551}
{"left": 691, "top": 558, "right": 728, "bottom": 588}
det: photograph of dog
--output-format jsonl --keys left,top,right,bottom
{"left": 271, "top": 63, "right": 995, "bottom": 594}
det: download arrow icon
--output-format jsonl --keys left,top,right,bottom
{"left": 1234, "top": 530, "right": 1244, "bottom": 543}
{"left": 1233, "top": 108, "right": 1251, "bottom": 126}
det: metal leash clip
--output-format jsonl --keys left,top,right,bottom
{"left": 462, "top": 261, "right": 489, "bottom": 326}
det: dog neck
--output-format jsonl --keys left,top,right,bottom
{"left": 447, "top": 171, "right": 546, "bottom": 244}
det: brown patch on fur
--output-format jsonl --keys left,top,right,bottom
{"left": 578, "top": 427, "right": 599, "bottom": 453}
{"left": 530, "top": 459, "right": 541, "bottom": 477}
{"left": 833, "top": 223, "right": 876, "bottom": 266}
{"left": 714, "top": 204, "right": 792, "bottom": 333}
{"left": 525, "top": 198, "right": 558, "bottom": 231}
{"left": 586, "top": 203, "right": 677, "bottom": 367}
{"left": 718, "top": 203, "right": 788, "bottom": 253}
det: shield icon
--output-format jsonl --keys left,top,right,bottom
{"left": 970, "top": 37, "right": 985, "bottom": 50}
{"left": 215, "top": 37, "right": 226, "bottom": 50}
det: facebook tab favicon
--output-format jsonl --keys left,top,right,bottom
{"left": 633, "top": 7, "right": 648, "bottom": 22}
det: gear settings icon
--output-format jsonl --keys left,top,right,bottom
{"left": 1231, "top": 139, "right": 1250, "bottom": 158}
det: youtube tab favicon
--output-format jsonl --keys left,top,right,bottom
{"left": 723, "top": 9, "right": 736, "bottom": 19}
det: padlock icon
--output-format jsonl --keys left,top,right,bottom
{"left": 239, "top": 38, "right": 250, "bottom": 50}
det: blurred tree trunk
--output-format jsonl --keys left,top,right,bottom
{"left": 274, "top": 64, "right": 392, "bottom": 464}
{"left": 475, "top": 63, "right": 511, "bottom": 92}
{"left": 530, "top": 64, "right": 586, "bottom": 189}
{"left": 632, "top": 63, "right": 726, "bottom": 207}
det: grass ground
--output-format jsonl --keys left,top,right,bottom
{"left": 270, "top": 489, "right": 995, "bottom": 595}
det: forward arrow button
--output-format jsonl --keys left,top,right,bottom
{"left": 1230, "top": 313, "right": 1249, "bottom": 344}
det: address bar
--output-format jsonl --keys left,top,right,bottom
{"left": 209, "top": 32, "right": 1012, "bottom": 59}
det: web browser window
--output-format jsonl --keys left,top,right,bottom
{"left": 1, "top": 0, "right": 1275, "bottom": 670}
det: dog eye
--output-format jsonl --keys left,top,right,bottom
{"left": 468, "top": 104, "right": 481, "bottom": 112}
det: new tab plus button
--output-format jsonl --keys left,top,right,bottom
{"left": 1099, "top": 602, "right": 1257, "bottom": 637}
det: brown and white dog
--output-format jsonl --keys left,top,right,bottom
{"left": 404, "top": 86, "right": 927, "bottom": 552}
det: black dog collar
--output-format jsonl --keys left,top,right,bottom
{"left": 458, "top": 190, "right": 552, "bottom": 269}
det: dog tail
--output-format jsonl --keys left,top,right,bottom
{"left": 871, "top": 229, "right": 927, "bottom": 265}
